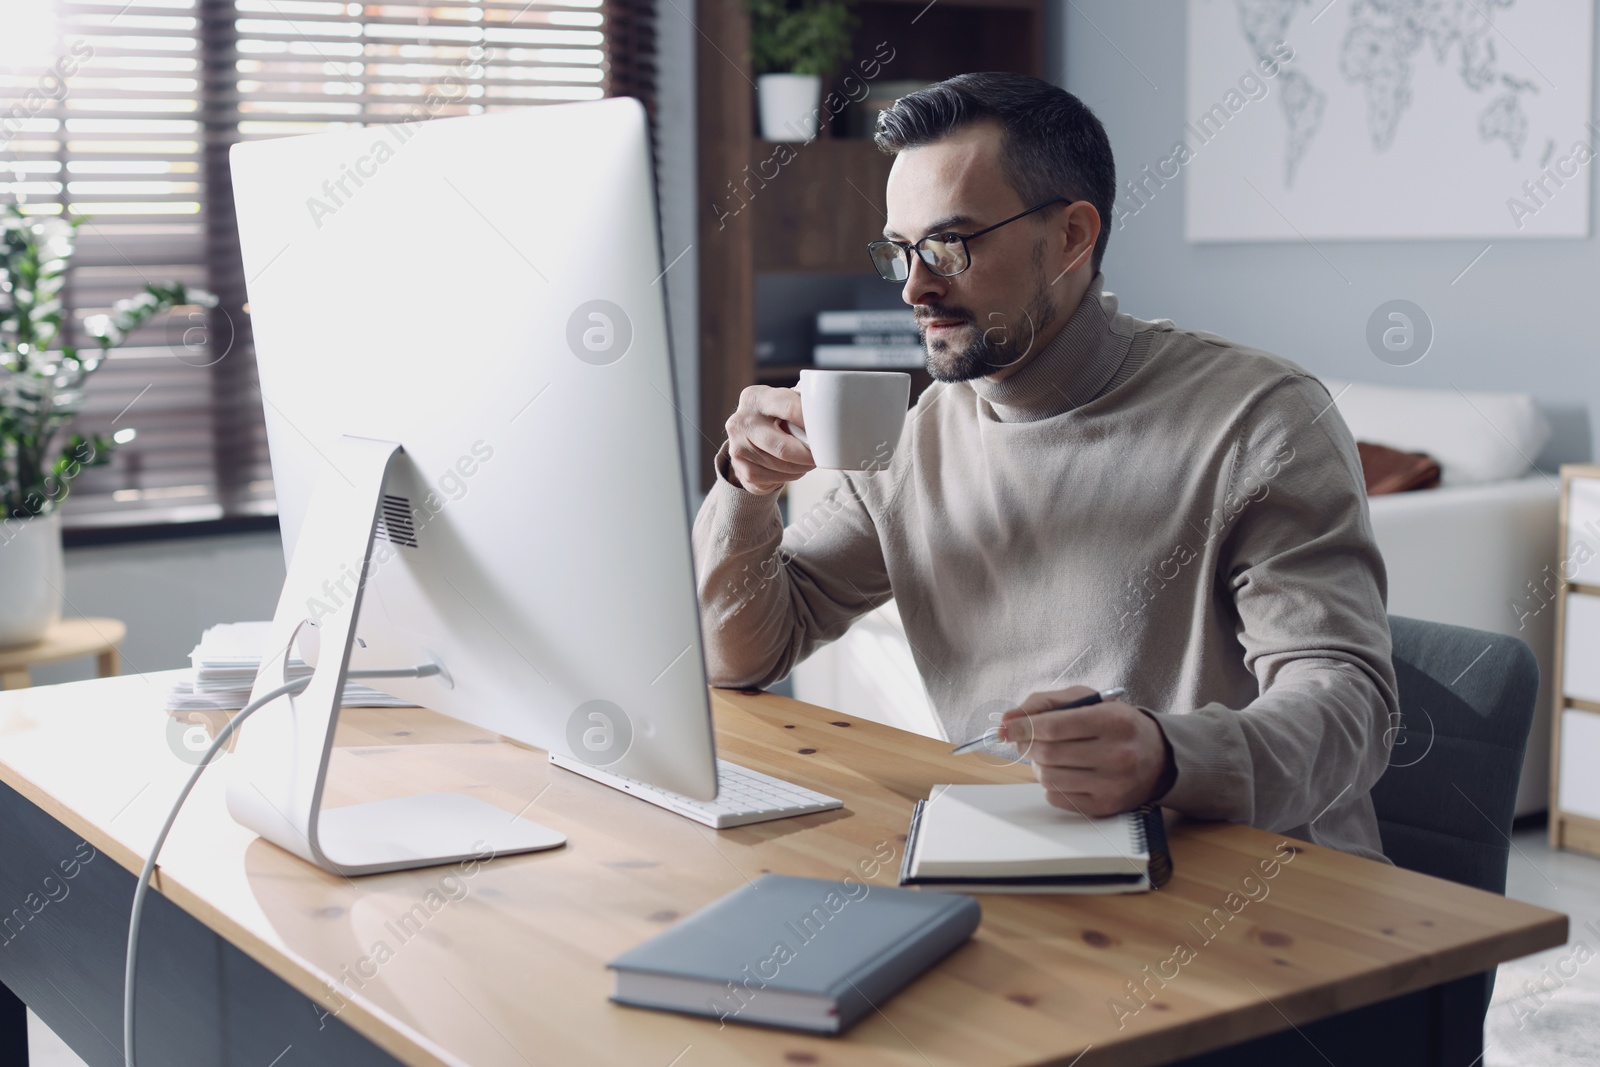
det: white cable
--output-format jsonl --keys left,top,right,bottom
{"left": 123, "top": 664, "right": 441, "bottom": 1067}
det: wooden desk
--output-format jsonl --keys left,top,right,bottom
{"left": 0, "top": 616, "right": 125, "bottom": 689}
{"left": 0, "top": 673, "right": 1566, "bottom": 1067}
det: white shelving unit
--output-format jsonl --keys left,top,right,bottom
{"left": 1551, "top": 462, "right": 1600, "bottom": 855}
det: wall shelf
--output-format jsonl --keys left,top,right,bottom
{"left": 755, "top": 364, "right": 933, "bottom": 391}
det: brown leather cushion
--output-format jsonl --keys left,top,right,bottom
{"left": 1357, "top": 441, "right": 1441, "bottom": 494}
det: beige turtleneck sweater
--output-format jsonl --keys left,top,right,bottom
{"left": 693, "top": 276, "right": 1397, "bottom": 861}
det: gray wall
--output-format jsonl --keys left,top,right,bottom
{"left": 1059, "top": 1, "right": 1595, "bottom": 466}
{"left": 29, "top": 532, "right": 286, "bottom": 687}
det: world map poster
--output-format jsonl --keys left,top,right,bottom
{"left": 1184, "top": 0, "right": 1595, "bottom": 241}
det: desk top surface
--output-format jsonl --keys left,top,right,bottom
{"left": 0, "top": 673, "right": 1567, "bottom": 1067}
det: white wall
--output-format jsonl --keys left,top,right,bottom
{"left": 30, "top": 532, "right": 286, "bottom": 687}
{"left": 1059, "top": 1, "right": 1595, "bottom": 466}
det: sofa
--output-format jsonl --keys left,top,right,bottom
{"left": 788, "top": 381, "right": 1562, "bottom": 816}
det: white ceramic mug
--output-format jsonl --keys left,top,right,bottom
{"left": 789, "top": 369, "right": 911, "bottom": 471}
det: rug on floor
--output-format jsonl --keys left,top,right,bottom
{"left": 1485, "top": 941, "right": 1600, "bottom": 1067}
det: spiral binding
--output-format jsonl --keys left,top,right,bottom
{"left": 1135, "top": 804, "right": 1174, "bottom": 888}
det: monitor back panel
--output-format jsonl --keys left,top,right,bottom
{"left": 230, "top": 100, "right": 716, "bottom": 798}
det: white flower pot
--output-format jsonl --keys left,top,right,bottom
{"left": 0, "top": 511, "right": 64, "bottom": 648}
{"left": 759, "top": 73, "right": 823, "bottom": 142}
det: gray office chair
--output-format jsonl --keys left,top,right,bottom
{"left": 1180, "top": 615, "right": 1539, "bottom": 1066}
{"left": 1368, "top": 614, "right": 1541, "bottom": 1058}
{"left": 1374, "top": 614, "right": 1540, "bottom": 896}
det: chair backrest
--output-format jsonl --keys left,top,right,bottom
{"left": 1372, "top": 615, "right": 1540, "bottom": 894}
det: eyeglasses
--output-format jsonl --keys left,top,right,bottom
{"left": 866, "top": 198, "right": 1073, "bottom": 282}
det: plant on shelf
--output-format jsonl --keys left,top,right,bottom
{"left": 0, "top": 200, "right": 214, "bottom": 645}
{"left": 746, "top": 0, "right": 858, "bottom": 142}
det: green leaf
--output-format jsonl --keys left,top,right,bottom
{"left": 1, "top": 200, "right": 211, "bottom": 513}
{"left": 746, "top": 0, "right": 858, "bottom": 78}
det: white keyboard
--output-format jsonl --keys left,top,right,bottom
{"left": 548, "top": 753, "right": 842, "bottom": 829}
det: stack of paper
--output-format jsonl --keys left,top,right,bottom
{"left": 813, "top": 309, "right": 923, "bottom": 368}
{"left": 165, "top": 621, "right": 417, "bottom": 712}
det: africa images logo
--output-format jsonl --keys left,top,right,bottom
{"left": 1365, "top": 299, "right": 1434, "bottom": 367}
{"left": 567, "top": 300, "right": 633, "bottom": 366}
{"left": 566, "top": 699, "right": 633, "bottom": 767}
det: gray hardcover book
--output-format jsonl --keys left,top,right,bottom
{"left": 608, "top": 873, "right": 981, "bottom": 1034}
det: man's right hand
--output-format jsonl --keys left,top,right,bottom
{"left": 724, "top": 385, "right": 815, "bottom": 495}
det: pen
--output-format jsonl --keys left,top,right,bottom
{"left": 948, "top": 686, "right": 1129, "bottom": 755}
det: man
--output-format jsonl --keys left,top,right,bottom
{"left": 693, "top": 72, "right": 1396, "bottom": 861}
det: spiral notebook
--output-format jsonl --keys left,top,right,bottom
{"left": 898, "top": 784, "right": 1172, "bottom": 894}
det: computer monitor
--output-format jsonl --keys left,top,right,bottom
{"left": 225, "top": 99, "right": 717, "bottom": 875}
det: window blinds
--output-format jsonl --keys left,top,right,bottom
{"left": 1, "top": 0, "right": 652, "bottom": 530}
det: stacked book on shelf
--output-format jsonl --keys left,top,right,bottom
{"left": 165, "top": 621, "right": 417, "bottom": 712}
{"left": 813, "top": 309, "right": 923, "bottom": 369}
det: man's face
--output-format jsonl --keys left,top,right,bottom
{"left": 883, "top": 121, "right": 1061, "bottom": 383}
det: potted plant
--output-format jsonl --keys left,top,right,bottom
{"left": 747, "top": 0, "right": 857, "bottom": 142}
{"left": 0, "top": 202, "right": 213, "bottom": 647}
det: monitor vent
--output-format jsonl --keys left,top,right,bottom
{"left": 375, "top": 494, "right": 419, "bottom": 548}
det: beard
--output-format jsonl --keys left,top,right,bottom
{"left": 918, "top": 250, "right": 1059, "bottom": 383}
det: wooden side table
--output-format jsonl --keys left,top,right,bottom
{"left": 0, "top": 618, "right": 127, "bottom": 690}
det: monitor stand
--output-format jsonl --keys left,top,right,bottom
{"left": 224, "top": 435, "right": 566, "bottom": 876}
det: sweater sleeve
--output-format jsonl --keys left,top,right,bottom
{"left": 1153, "top": 375, "right": 1398, "bottom": 837}
{"left": 691, "top": 444, "right": 893, "bottom": 688}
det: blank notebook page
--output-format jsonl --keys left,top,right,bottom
{"left": 913, "top": 783, "right": 1150, "bottom": 879}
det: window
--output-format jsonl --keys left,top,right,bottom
{"left": 1, "top": 0, "right": 654, "bottom": 532}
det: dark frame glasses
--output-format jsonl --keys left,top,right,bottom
{"left": 866, "top": 197, "right": 1074, "bottom": 282}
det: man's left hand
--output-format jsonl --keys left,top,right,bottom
{"left": 998, "top": 686, "right": 1175, "bottom": 818}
